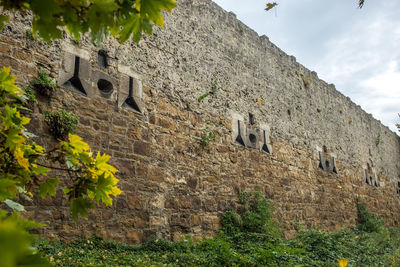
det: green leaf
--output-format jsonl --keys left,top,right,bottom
{"left": 4, "top": 199, "right": 25, "bottom": 212}
{"left": 0, "top": 15, "right": 9, "bottom": 31}
{"left": 0, "top": 209, "right": 8, "bottom": 219}
{"left": 138, "top": 0, "right": 176, "bottom": 26}
{"left": 16, "top": 253, "right": 51, "bottom": 267}
{"left": 63, "top": 6, "right": 84, "bottom": 42}
{"left": 70, "top": 197, "right": 94, "bottom": 222}
{"left": 39, "top": 178, "right": 60, "bottom": 198}
{"left": 198, "top": 92, "right": 210, "bottom": 102}
{"left": 78, "top": 151, "right": 92, "bottom": 165}
{"left": 63, "top": 188, "right": 72, "bottom": 195}
{"left": 87, "top": 0, "right": 119, "bottom": 44}
{"left": 94, "top": 174, "right": 114, "bottom": 206}
{"left": 31, "top": 165, "right": 49, "bottom": 176}
{"left": 0, "top": 179, "right": 17, "bottom": 202}
{"left": 119, "top": 12, "right": 141, "bottom": 43}
{"left": 0, "top": 67, "right": 24, "bottom": 101}
{"left": 30, "top": 0, "right": 63, "bottom": 42}
{"left": 5, "top": 128, "right": 24, "bottom": 151}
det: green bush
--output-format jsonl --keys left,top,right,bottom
{"left": 44, "top": 109, "right": 79, "bottom": 140}
{"left": 222, "top": 190, "right": 281, "bottom": 241}
{"left": 31, "top": 70, "right": 56, "bottom": 97}
{"left": 38, "top": 197, "right": 400, "bottom": 266}
{"left": 357, "top": 200, "right": 385, "bottom": 233}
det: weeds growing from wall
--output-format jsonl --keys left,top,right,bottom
{"left": 25, "top": 29, "right": 34, "bottom": 40}
{"left": 31, "top": 70, "right": 56, "bottom": 97}
{"left": 39, "top": 193, "right": 400, "bottom": 266}
{"left": 200, "top": 119, "right": 222, "bottom": 147}
{"left": 376, "top": 132, "right": 381, "bottom": 146}
{"left": 23, "top": 86, "right": 38, "bottom": 108}
{"left": 198, "top": 77, "right": 219, "bottom": 102}
{"left": 300, "top": 73, "right": 312, "bottom": 88}
{"left": 44, "top": 109, "right": 79, "bottom": 140}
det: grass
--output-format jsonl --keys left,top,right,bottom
{"left": 37, "top": 198, "right": 400, "bottom": 266}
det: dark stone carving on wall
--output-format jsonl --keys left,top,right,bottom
{"left": 318, "top": 145, "right": 338, "bottom": 174}
{"left": 118, "top": 73, "right": 144, "bottom": 113}
{"left": 261, "top": 130, "right": 270, "bottom": 154}
{"left": 58, "top": 52, "right": 92, "bottom": 96}
{"left": 364, "top": 162, "right": 378, "bottom": 187}
{"left": 397, "top": 182, "right": 400, "bottom": 196}
{"left": 235, "top": 120, "right": 245, "bottom": 146}
{"left": 57, "top": 45, "right": 143, "bottom": 112}
{"left": 232, "top": 113, "right": 272, "bottom": 153}
{"left": 92, "top": 70, "right": 117, "bottom": 99}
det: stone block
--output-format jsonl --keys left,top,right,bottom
{"left": 127, "top": 194, "right": 143, "bottom": 210}
{"left": 148, "top": 166, "right": 164, "bottom": 182}
{"left": 134, "top": 141, "right": 151, "bottom": 157}
{"left": 126, "top": 230, "right": 142, "bottom": 244}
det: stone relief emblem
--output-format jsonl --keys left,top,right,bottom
{"left": 364, "top": 161, "right": 378, "bottom": 187}
{"left": 231, "top": 112, "right": 272, "bottom": 154}
{"left": 57, "top": 43, "right": 143, "bottom": 113}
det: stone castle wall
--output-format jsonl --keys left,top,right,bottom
{"left": 1, "top": 0, "right": 400, "bottom": 243}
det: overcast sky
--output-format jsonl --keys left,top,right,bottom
{"left": 213, "top": 0, "right": 400, "bottom": 133}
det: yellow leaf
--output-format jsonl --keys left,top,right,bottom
{"left": 265, "top": 2, "right": 278, "bottom": 11}
{"left": 95, "top": 152, "right": 116, "bottom": 174}
{"left": 338, "top": 258, "right": 349, "bottom": 267}
{"left": 111, "top": 186, "right": 122, "bottom": 196}
{"left": 0, "top": 67, "right": 25, "bottom": 99}
{"left": 14, "top": 147, "right": 29, "bottom": 170}
{"left": 257, "top": 99, "right": 263, "bottom": 105}
{"left": 21, "top": 116, "right": 30, "bottom": 126}
{"left": 68, "top": 134, "right": 90, "bottom": 152}
{"left": 34, "top": 144, "right": 44, "bottom": 154}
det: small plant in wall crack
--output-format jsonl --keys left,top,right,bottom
{"left": 22, "top": 86, "right": 38, "bottom": 107}
{"left": 31, "top": 70, "right": 57, "bottom": 97}
{"left": 200, "top": 119, "right": 222, "bottom": 147}
{"left": 198, "top": 77, "right": 219, "bottom": 102}
{"left": 376, "top": 132, "right": 381, "bottom": 146}
{"left": 25, "top": 29, "right": 34, "bottom": 40}
{"left": 300, "top": 73, "right": 311, "bottom": 88}
{"left": 45, "top": 109, "right": 79, "bottom": 140}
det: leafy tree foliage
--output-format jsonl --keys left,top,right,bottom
{"left": 0, "top": 67, "right": 122, "bottom": 266}
{"left": 0, "top": 66, "right": 121, "bottom": 220}
{"left": 0, "top": 0, "right": 176, "bottom": 43}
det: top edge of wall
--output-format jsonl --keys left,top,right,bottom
{"left": 206, "top": 0, "right": 399, "bottom": 137}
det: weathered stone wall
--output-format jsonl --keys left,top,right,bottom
{"left": 1, "top": 0, "right": 400, "bottom": 243}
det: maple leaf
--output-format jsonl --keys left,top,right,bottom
{"left": 70, "top": 197, "right": 94, "bottom": 221}
{"left": 39, "top": 178, "right": 60, "bottom": 198}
